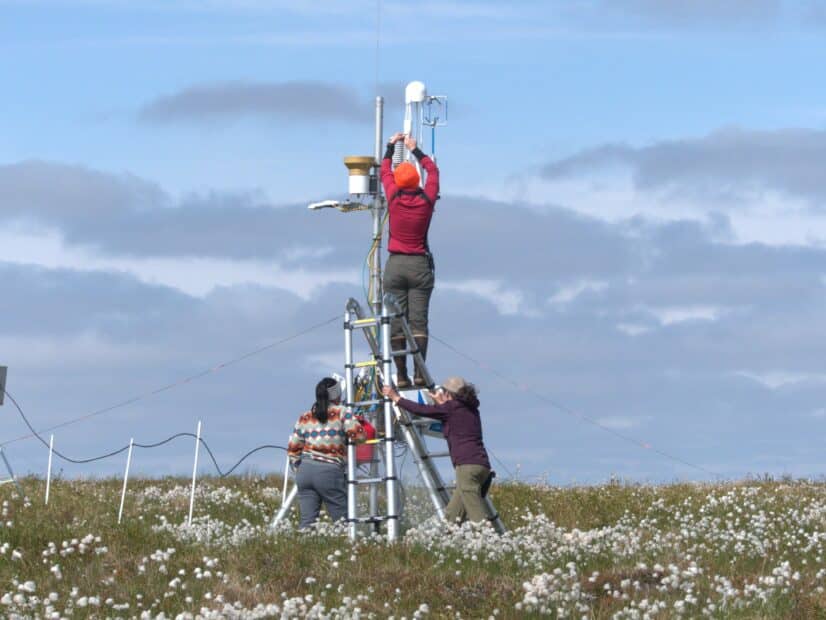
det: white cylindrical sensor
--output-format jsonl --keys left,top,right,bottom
{"left": 348, "top": 175, "right": 370, "bottom": 195}
{"left": 405, "top": 81, "right": 427, "bottom": 104}
{"left": 343, "top": 156, "right": 376, "bottom": 196}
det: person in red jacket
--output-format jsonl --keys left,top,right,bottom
{"left": 381, "top": 132, "right": 440, "bottom": 388}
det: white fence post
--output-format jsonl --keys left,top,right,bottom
{"left": 118, "top": 438, "right": 134, "bottom": 524}
{"left": 187, "top": 421, "right": 202, "bottom": 527}
{"left": 281, "top": 452, "right": 290, "bottom": 505}
{"left": 45, "top": 434, "right": 54, "bottom": 505}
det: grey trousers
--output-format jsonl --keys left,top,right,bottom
{"left": 383, "top": 253, "right": 435, "bottom": 339}
{"left": 295, "top": 458, "right": 348, "bottom": 529}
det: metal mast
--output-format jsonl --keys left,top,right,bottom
{"left": 370, "top": 96, "right": 385, "bottom": 316}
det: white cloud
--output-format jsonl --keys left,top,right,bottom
{"left": 616, "top": 323, "right": 653, "bottom": 336}
{"left": 439, "top": 279, "right": 533, "bottom": 316}
{"left": 0, "top": 227, "right": 357, "bottom": 298}
{"left": 735, "top": 371, "right": 826, "bottom": 390}
{"left": 507, "top": 171, "right": 826, "bottom": 247}
{"left": 548, "top": 279, "right": 608, "bottom": 306}
{"left": 0, "top": 332, "right": 163, "bottom": 369}
{"left": 644, "top": 305, "right": 724, "bottom": 325}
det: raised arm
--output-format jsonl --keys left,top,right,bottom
{"left": 381, "top": 132, "right": 404, "bottom": 197}
{"left": 381, "top": 385, "right": 450, "bottom": 421}
{"left": 397, "top": 397, "right": 450, "bottom": 421}
{"left": 405, "top": 136, "right": 439, "bottom": 203}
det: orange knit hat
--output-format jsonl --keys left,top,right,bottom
{"left": 393, "top": 162, "right": 420, "bottom": 190}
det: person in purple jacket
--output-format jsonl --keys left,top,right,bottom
{"left": 382, "top": 376, "right": 494, "bottom": 525}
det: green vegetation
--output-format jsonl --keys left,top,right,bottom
{"left": 1, "top": 476, "right": 826, "bottom": 618}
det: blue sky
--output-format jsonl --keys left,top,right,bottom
{"left": 3, "top": 0, "right": 826, "bottom": 484}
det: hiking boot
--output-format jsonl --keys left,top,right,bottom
{"left": 413, "top": 336, "right": 429, "bottom": 387}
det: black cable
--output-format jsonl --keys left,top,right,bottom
{"left": 216, "top": 444, "right": 288, "bottom": 477}
{"left": 0, "top": 315, "right": 339, "bottom": 449}
{"left": 3, "top": 389, "right": 132, "bottom": 464}
{"left": 3, "top": 388, "right": 287, "bottom": 475}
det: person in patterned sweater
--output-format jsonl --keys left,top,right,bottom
{"left": 288, "top": 377, "right": 366, "bottom": 529}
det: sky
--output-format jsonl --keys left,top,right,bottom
{"left": 2, "top": 0, "right": 826, "bottom": 485}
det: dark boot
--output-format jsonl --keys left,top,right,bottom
{"left": 391, "top": 337, "right": 412, "bottom": 388}
{"left": 413, "top": 336, "right": 429, "bottom": 387}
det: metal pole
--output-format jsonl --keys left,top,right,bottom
{"left": 118, "top": 438, "right": 134, "bottom": 524}
{"left": 45, "top": 434, "right": 54, "bottom": 505}
{"left": 371, "top": 95, "right": 385, "bottom": 317}
{"left": 281, "top": 452, "right": 290, "bottom": 506}
{"left": 381, "top": 300, "right": 399, "bottom": 541}
{"left": 344, "top": 306, "right": 358, "bottom": 540}
{"left": 370, "top": 96, "right": 386, "bottom": 528}
{"left": 272, "top": 485, "right": 298, "bottom": 526}
{"left": 374, "top": 96, "right": 384, "bottom": 168}
{"left": 0, "top": 448, "right": 23, "bottom": 497}
{"left": 187, "top": 421, "right": 201, "bottom": 527}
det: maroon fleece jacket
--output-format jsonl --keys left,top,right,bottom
{"left": 397, "top": 397, "right": 491, "bottom": 469}
{"left": 380, "top": 146, "right": 440, "bottom": 255}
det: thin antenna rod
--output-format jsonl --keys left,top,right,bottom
{"left": 375, "top": 0, "right": 382, "bottom": 97}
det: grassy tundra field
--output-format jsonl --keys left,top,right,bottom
{"left": 1, "top": 476, "right": 826, "bottom": 618}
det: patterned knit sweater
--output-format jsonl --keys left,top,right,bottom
{"left": 288, "top": 406, "right": 366, "bottom": 466}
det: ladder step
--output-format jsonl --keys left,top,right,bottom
{"left": 351, "top": 477, "right": 383, "bottom": 485}
{"left": 352, "top": 318, "right": 379, "bottom": 328}
{"left": 353, "top": 360, "right": 378, "bottom": 368}
{"left": 391, "top": 348, "right": 419, "bottom": 356}
{"left": 422, "top": 452, "right": 451, "bottom": 459}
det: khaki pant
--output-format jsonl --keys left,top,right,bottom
{"left": 446, "top": 464, "right": 493, "bottom": 525}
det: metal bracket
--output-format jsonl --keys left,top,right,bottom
{"left": 423, "top": 96, "right": 448, "bottom": 127}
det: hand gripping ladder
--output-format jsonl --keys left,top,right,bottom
{"left": 344, "top": 295, "right": 506, "bottom": 538}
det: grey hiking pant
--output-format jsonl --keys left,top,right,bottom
{"left": 295, "top": 458, "right": 348, "bottom": 529}
{"left": 383, "top": 253, "right": 435, "bottom": 340}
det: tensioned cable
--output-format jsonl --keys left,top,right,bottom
{"left": 0, "top": 315, "right": 339, "bottom": 449}
{"left": 3, "top": 389, "right": 288, "bottom": 477}
{"left": 430, "top": 334, "right": 722, "bottom": 479}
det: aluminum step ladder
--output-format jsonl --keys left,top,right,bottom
{"left": 344, "top": 295, "right": 506, "bottom": 537}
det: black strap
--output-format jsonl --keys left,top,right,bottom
{"left": 481, "top": 471, "right": 495, "bottom": 498}
{"left": 389, "top": 188, "right": 434, "bottom": 208}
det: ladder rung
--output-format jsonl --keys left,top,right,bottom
{"left": 422, "top": 452, "right": 451, "bottom": 459}
{"left": 353, "top": 360, "right": 378, "bottom": 368}
{"left": 410, "top": 418, "right": 438, "bottom": 426}
{"left": 352, "top": 318, "right": 379, "bottom": 327}
{"left": 391, "top": 348, "right": 419, "bottom": 356}
{"left": 351, "top": 477, "right": 383, "bottom": 485}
